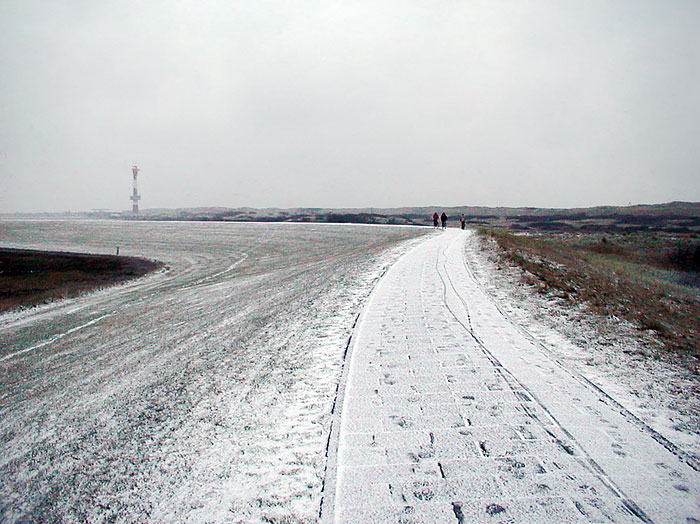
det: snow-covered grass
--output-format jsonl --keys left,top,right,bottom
{"left": 476, "top": 228, "right": 700, "bottom": 360}
{"left": 0, "top": 220, "right": 430, "bottom": 523}
{"left": 467, "top": 231, "right": 700, "bottom": 466}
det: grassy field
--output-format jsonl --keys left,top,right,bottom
{"left": 478, "top": 229, "right": 700, "bottom": 366}
{"left": 0, "top": 248, "right": 164, "bottom": 312}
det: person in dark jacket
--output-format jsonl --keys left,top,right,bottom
{"left": 432, "top": 212, "right": 439, "bottom": 228}
{"left": 460, "top": 214, "right": 466, "bottom": 230}
{"left": 440, "top": 212, "right": 447, "bottom": 229}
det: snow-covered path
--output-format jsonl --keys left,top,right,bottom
{"left": 325, "top": 229, "right": 700, "bottom": 523}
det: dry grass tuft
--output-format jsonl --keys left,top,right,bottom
{"left": 479, "top": 229, "right": 700, "bottom": 367}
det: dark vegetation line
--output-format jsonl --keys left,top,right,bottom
{"left": 478, "top": 229, "right": 700, "bottom": 367}
{"left": 23, "top": 200, "right": 695, "bottom": 233}
{"left": 126, "top": 211, "right": 700, "bottom": 233}
{"left": 0, "top": 248, "right": 164, "bottom": 313}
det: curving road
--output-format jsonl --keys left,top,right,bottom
{"left": 325, "top": 229, "right": 700, "bottom": 524}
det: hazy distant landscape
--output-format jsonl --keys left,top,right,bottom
{"left": 4, "top": 201, "right": 700, "bottom": 234}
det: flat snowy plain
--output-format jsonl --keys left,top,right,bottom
{"left": 0, "top": 219, "right": 427, "bottom": 523}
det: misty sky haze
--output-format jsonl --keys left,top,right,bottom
{"left": 1, "top": 1, "right": 699, "bottom": 213}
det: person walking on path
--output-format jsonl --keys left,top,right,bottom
{"left": 440, "top": 212, "right": 448, "bottom": 229}
{"left": 460, "top": 214, "right": 466, "bottom": 230}
{"left": 432, "top": 212, "right": 439, "bottom": 229}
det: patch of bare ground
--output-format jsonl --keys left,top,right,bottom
{"left": 478, "top": 229, "right": 700, "bottom": 370}
{"left": 0, "top": 248, "right": 164, "bottom": 312}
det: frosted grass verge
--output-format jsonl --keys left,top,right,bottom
{"left": 467, "top": 232, "right": 700, "bottom": 465}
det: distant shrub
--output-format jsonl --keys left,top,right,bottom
{"left": 668, "top": 243, "right": 700, "bottom": 272}
{"left": 588, "top": 240, "right": 627, "bottom": 255}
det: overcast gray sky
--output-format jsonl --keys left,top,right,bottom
{"left": 1, "top": 1, "right": 699, "bottom": 213}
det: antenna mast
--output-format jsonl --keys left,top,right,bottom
{"left": 131, "top": 165, "right": 141, "bottom": 214}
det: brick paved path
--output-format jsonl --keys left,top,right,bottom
{"left": 322, "top": 229, "right": 699, "bottom": 524}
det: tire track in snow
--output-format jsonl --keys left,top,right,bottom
{"left": 435, "top": 239, "right": 654, "bottom": 523}
{"left": 459, "top": 234, "right": 700, "bottom": 473}
{"left": 182, "top": 252, "right": 249, "bottom": 289}
{"left": 0, "top": 313, "right": 113, "bottom": 363}
{"left": 330, "top": 230, "right": 698, "bottom": 523}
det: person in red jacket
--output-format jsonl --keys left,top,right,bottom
{"left": 432, "top": 212, "right": 439, "bottom": 228}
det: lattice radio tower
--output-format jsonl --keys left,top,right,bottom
{"left": 131, "top": 165, "right": 141, "bottom": 214}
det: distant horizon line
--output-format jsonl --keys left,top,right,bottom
{"left": 3, "top": 200, "right": 699, "bottom": 216}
